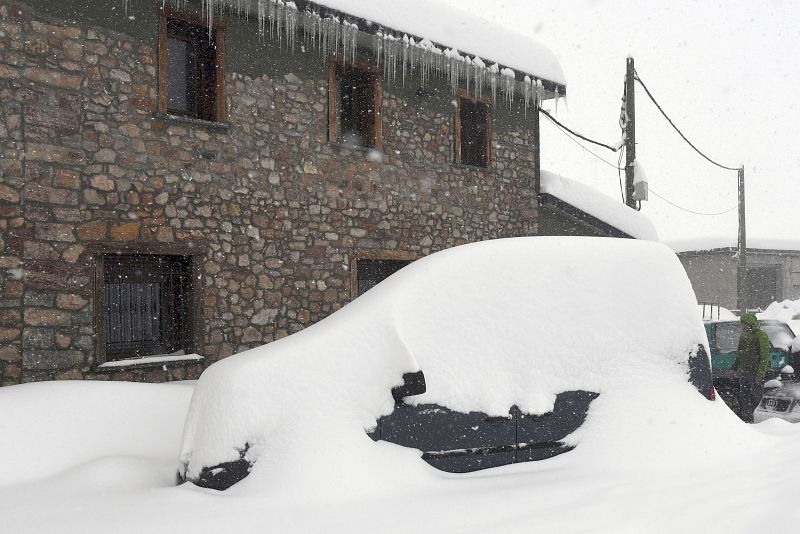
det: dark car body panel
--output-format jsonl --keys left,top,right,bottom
{"left": 368, "top": 390, "right": 599, "bottom": 473}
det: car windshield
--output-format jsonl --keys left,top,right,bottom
{"left": 760, "top": 322, "right": 794, "bottom": 351}
{"left": 716, "top": 323, "right": 741, "bottom": 353}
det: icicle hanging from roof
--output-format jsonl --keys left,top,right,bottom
{"left": 169, "top": 0, "right": 555, "bottom": 108}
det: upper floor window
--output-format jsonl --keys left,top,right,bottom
{"left": 455, "top": 93, "right": 492, "bottom": 168}
{"left": 329, "top": 60, "right": 382, "bottom": 148}
{"left": 159, "top": 9, "right": 225, "bottom": 122}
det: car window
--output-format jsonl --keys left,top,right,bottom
{"left": 715, "top": 323, "right": 741, "bottom": 353}
{"left": 760, "top": 323, "right": 794, "bottom": 351}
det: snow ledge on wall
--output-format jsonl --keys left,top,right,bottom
{"left": 97, "top": 354, "right": 204, "bottom": 369}
{"left": 540, "top": 171, "right": 659, "bottom": 241}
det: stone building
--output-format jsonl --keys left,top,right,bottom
{"left": 670, "top": 238, "right": 800, "bottom": 311}
{"left": 0, "top": 0, "right": 569, "bottom": 385}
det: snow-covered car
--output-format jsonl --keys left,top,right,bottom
{"left": 754, "top": 381, "right": 800, "bottom": 423}
{"left": 176, "top": 237, "right": 714, "bottom": 491}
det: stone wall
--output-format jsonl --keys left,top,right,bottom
{"left": 0, "top": 0, "right": 540, "bottom": 385}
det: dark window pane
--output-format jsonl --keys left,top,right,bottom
{"left": 167, "top": 37, "right": 190, "bottom": 113}
{"left": 460, "top": 98, "right": 489, "bottom": 167}
{"left": 357, "top": 259, "right": 410, "bottom": 296}
{"left": 336, "top": 68, "right": 376, "bottom": 147}
{"left": 166, "top": 19, "right": 217, "bottom": 121}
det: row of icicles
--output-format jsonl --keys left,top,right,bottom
{"left": 142, "top": 0, "right": 558, "bottom": 111}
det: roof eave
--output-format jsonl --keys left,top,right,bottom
{"left": 290, "top": 0, "right": 567, "bottom": 97}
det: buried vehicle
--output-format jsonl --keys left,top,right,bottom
{"left": 176, "top": 238, "right": 714, "bottom": 491}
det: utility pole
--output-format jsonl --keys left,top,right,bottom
{"left": 737, "top": 166, "right": 747, "bottom": 311}
{"left": 624, "top": 56, "right": 637, "bottom": 208}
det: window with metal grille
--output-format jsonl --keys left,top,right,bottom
{"left": 455, "top": 94, "right": 491, "bottom": 168}
{"left": 103, "top": 254, "right": 193, "bottom": 360}
{"left": 356, "top": 259, "right": 410, "bottom": 296}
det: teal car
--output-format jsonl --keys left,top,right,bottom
{"left": 704, "top": 319, "right": 794, "bottom": 391}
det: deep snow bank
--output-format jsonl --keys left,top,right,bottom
{"left": 0, "top": 381, "right": 194, "bottom": 487}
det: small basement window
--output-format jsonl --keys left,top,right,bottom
{"left": 356, "top": 259, "right": 411, "bottom": 296}
{"left": 329, "top": 61, "right": 382, "bottom": 148}
{"left": 455, "top": 93, "right": 491, "bottom": 168}
{"left": 159, "top": 10, "right": 225, "bottom": 122}
{"left": 101, "top": 254, "right": 194, "bottom": 361}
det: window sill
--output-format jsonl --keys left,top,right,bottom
{"left": 327, "top": 142, "right": 383, "bottom": 156}
{"left": 453, "top": 162, "right": 492, "bottom": 171}
{"left": 97, "top": 353, "right": 204, "bottom": 371}
{"left": 155, "top": 112, "right": 230, "bottom": 131}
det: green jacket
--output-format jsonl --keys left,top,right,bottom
{"left": 732, "top": 314, "right": 770, "bottom": 379}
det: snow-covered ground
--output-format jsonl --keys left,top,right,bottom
{"left": 2, "top": 238, "right": 800, "bottom": 533}
{"left": 1, "top": 380, "right": 798, "bottom": 533}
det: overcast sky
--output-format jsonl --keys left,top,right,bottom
{"left": 445, "top": 0, "right": 800, "bottom": 243}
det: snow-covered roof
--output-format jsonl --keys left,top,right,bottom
{"left": 540, "top": 171, "right": 659, "bottom": 241}
{"left": 180, "top": 0, "right": 565, "bottom": 104}
{"left": 313, "top": 0, "right": 566, "bottom": 86}
{"left": 669, "top": 236, "right": 800, "bottom": 253}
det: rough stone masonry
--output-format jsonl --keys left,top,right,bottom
{"left": 0, "top": 0, "right": 541, "bottom": 385}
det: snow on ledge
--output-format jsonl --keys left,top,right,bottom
{"left": 540, "top": 171, "right": 659, "bottom": 241}
{"left": 97, "top": 354, "right": 204, "bottom": 369}
{"left": 667, "top": 236, "right": 800, "bottom": 253}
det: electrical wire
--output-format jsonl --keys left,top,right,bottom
{"left": 539, "top": 108, "right": 621, "bottom": 153}
{"left": 634, "top": 70, "right": 740, "bottom": 172}
{"left": 542, "top": 112, "right": 624, "bottom": 171}
{"left": 649, "top": 187, "right": 738, "bottom": 216}
{"left": 617, "top": 149, "right": 626, "bottom": 203}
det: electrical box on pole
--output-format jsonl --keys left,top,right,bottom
{"left": 624, "top": 57, "right": 637, "bottom": 209}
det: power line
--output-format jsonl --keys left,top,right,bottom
{"left": 539, "top": 108, "right": 621, "bottom": 153}
{"left": 634, "top": 70, "right": 740, "bottom": 172}
{"left": 542, "top": 112, "right": 623, "bottom": 171}
{"left": 649, "top": 187, "right": 737, "bottom": 216}
{"left": 617, "top": 149, "right": 625, "bottom": 203}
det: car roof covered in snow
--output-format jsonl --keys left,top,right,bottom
{"left": 179, "top": 238, "right": 706, "bottom": 484}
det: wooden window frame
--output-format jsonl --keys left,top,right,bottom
{"left": 328, "top": 56, "right": 383, "bottom": 149}
{"left": 92, "top": 243, "right": 203, "bottom": 366}
{"left": 350, "top": 251, "right": 415, "bottom": 300}
{"left": 454, "top": 90, "right": 492, "bottom": 168}
{"left": 158, "top": 6, "right": 226, "bottom": 122}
